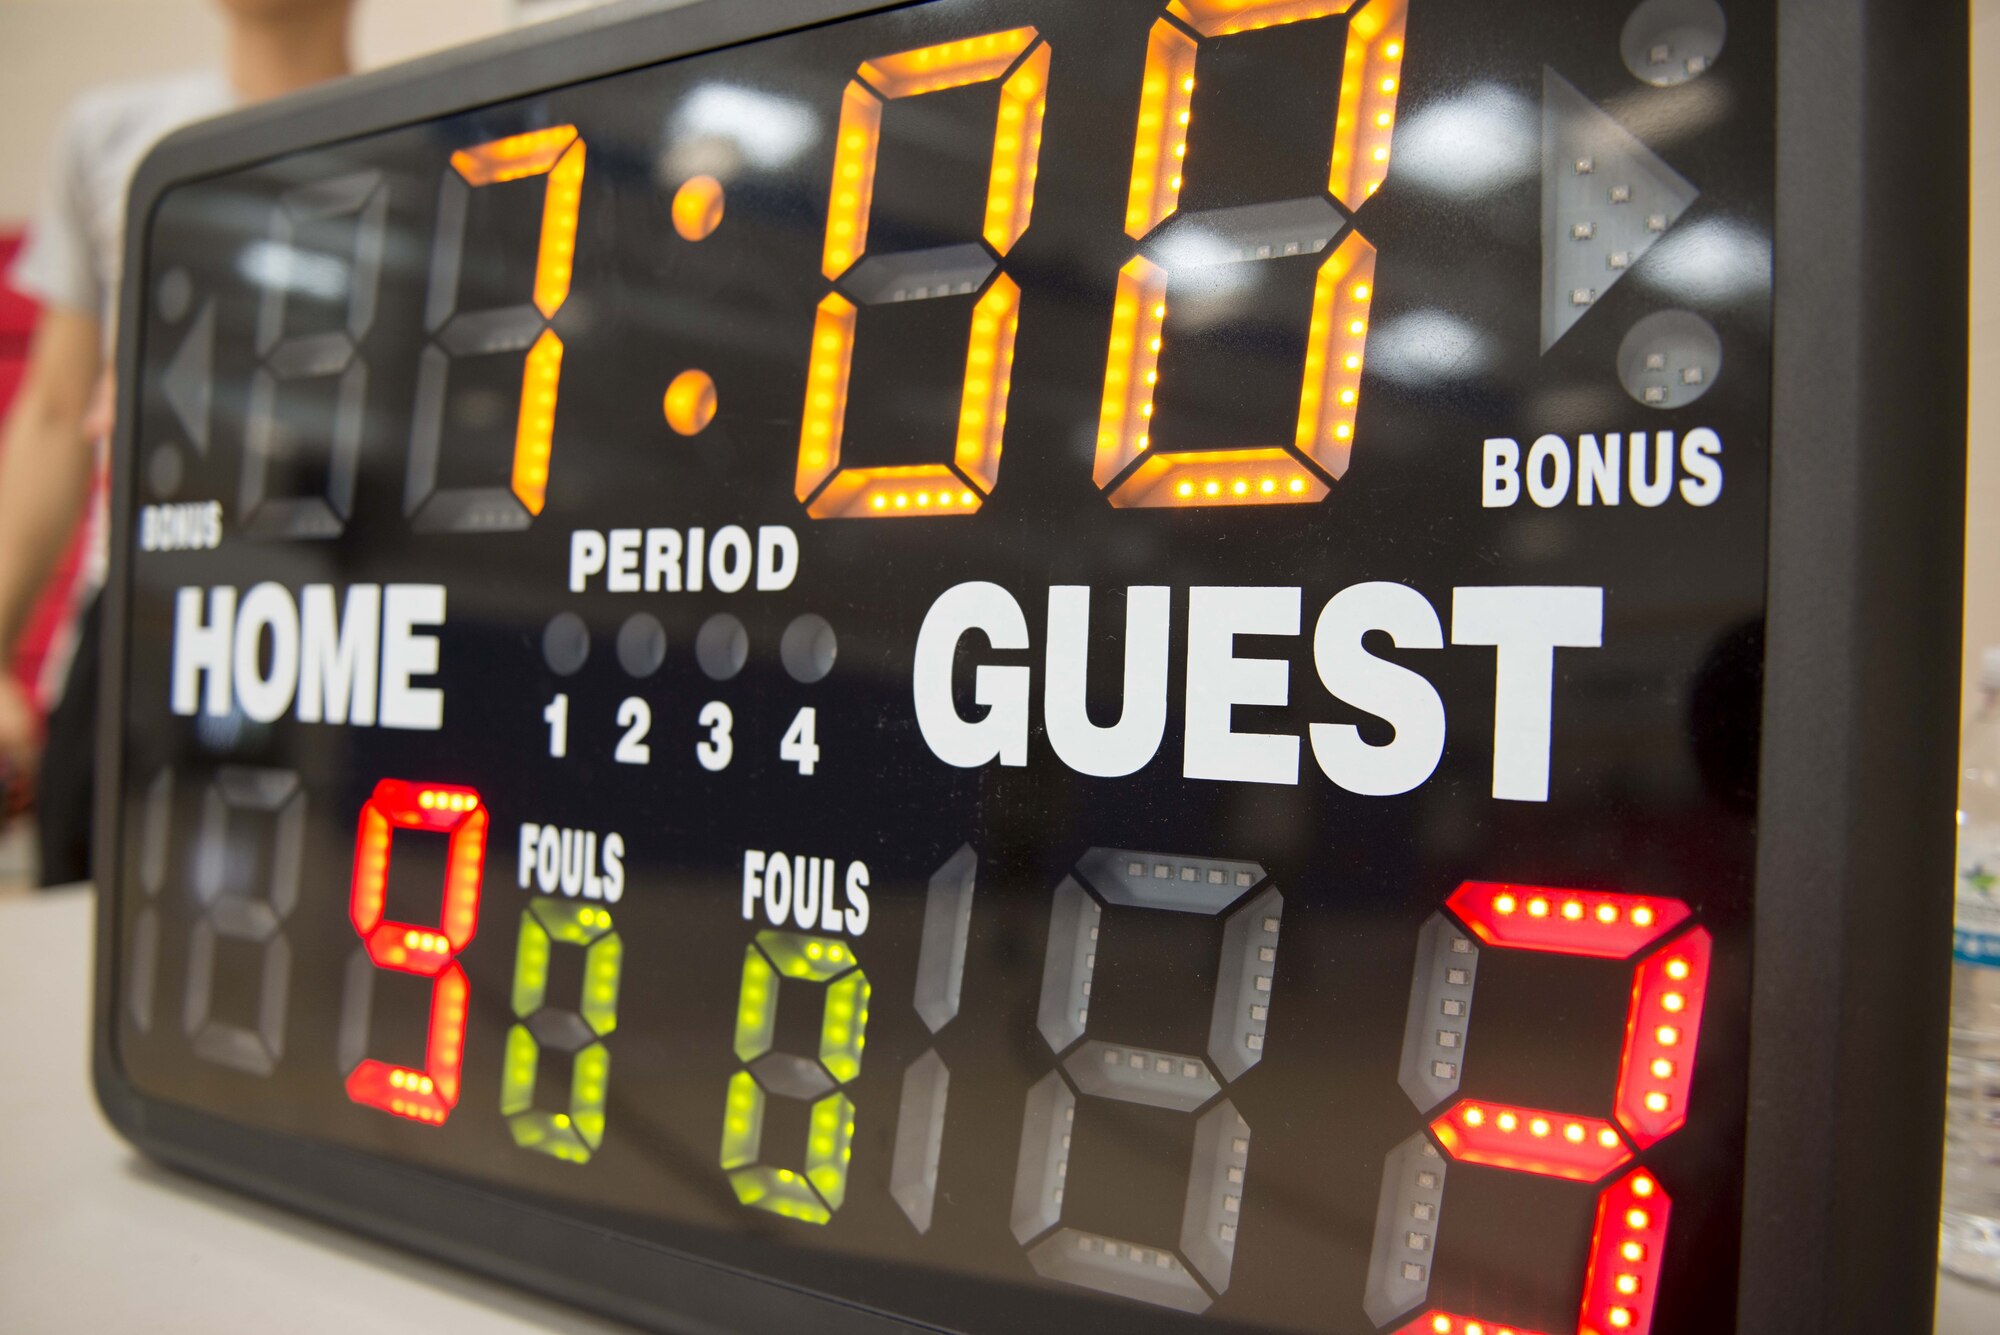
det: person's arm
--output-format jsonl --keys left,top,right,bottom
{"left": 0, "top": 306, "right": 104, "bottom": 777}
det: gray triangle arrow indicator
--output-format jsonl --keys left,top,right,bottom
{"left": 162, "top": 299, "right": 214, "bottom": 455}
{"left": 1541, "top": 67, "right": 1698, "bottom": 352}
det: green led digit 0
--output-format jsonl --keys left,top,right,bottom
{"left": 500, "top": 900, "right": 624, "bottom": 1163}
{"left": 720, "top": 930, "right": 870, "bottom": 1224}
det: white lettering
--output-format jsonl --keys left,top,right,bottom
{"left": 1451, "top": 586, "right": 1604, "bottom": 802}
{"left": 606, "top": 528, "right": 642, "bottom": 593}
{"left": 298, "top": 584, "right": 379, "bottom": 726}
{"left": 1526, "top": 434, "right": 1571, "bottom": 508}
{"left": 1483, "top": 437, "right": 1520, "bottom": 508}
{"left": 569, "top": 530, "right": 606, "bottom": 592}
{"left": 913, "top": 581, "right": 1031, "bottom": 768}
{"left": 171, "top": 586, "right": 236, "bottom": 717}
{"left": 1680, "top": 428, "right": 1723, "bottom": 506}
{"left": 757, "top": 526, "right": 799, "bottom": 590}
{"left": 709, "top": 525, "right": 752, "bottom": 594}
{"left": 1184, "top": 586, "right": 1301, "bottom": 786}
{"left": 233, "top": 582, "right": 299, "bottom": 724}
{"left": 1043, "top": 585, "right": 1169, "bottom": 778}
{"left": 380, "top": 585, "right": 446, "bottom": 730}
{"left": 1310, "top": 582, "right": 1446, "bottom": 795}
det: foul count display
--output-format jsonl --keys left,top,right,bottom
{"left": 94, "top": 1, "right": 1967, "bottom": 1333}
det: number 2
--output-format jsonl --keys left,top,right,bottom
{"left": 615, "top": 697, "right": 651, "bottom": 764}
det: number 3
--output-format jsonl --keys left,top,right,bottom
{"left": 697, "top": 701, "right": 734, "bottom": 771}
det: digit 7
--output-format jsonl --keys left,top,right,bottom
{"left": 1366, "top": 882, "right": 1714, "bottom": 1335}
{"left": 798, "top": 28, "right": 1050, "bottom": 518}
{"left": 339, "top": 780, "right": 489, "bottom": 1124}
{"left": 1098, "top": 0, "right": 1406, "bottom": 507}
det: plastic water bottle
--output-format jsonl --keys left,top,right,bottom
{"left": 1943, "top": 647, "right": 2000, "bottom": 1285}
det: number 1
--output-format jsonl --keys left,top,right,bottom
{"left": 544, "top": 693, "right": 569, "bottom": 757}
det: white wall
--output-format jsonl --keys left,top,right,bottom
{"left": 0, "top": 0, "right": 513, "bottom": 222}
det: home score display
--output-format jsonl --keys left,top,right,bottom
{"left": 110, "top": 1, "right": 1772, "bottom": 1332}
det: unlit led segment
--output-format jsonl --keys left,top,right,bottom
{"left": 797, "top": 294, "right": 858, "bottom": 500}
{"left": 1615, "top": 927, "right": 1712, "bottom": 1148}
{"left": 1330, "top": 0, "right": 1406, "bottom": 206}
{"left": 1125, "top": 20, "right": 1198, "bottom": 239}
{"left": 1447, "top": 880, "right": 1691, "bottom": 960}
{"left": 822, "top": 84, "right": 882, "bottom": 279}
{"left": 1170, "top": 0, "right": 1352, "bottom": 37}
{"left": 450, "top": 125, "right": 577, "bottom": 186}
{"left": 986, "top": 45, "right": 1050, "bottom": 254}
{"left": 1296, "top": 229, "right": 1376, "bottom": 479}
{"left": 1578, "top": 1171, "right": 1670, "bottom": 1335}
{"left": 1431, "top": 1100, "right": 1632, "bottom": 1183}
{"left": 859, "top": 27, "right": 1039, "bottom": 99}
{"left": 1393, "top": 1312, "right": 1553, "bottom": 1335}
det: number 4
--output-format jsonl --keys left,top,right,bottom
{"left": 781, "top": 707, "right": 820, "bottom": 775}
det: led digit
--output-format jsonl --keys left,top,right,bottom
{"left": 339, "top": 780, "right": 488, "bottom": 1123}
{"left": 406, "top": 127, "right": 585, "bottom": 532}
{"left": 1367, "top": 881, "right": 1710, "bottom": 1335}
{"left": 179, "top": 767, "right": 306, "bottom": 1074}
{"left": 719, "top": 931, "right": 870, "bottom": 1223}
{"left": 1098, "top": 0, "right": 1406, "bottom": 508}
{"left": 126, "top": 767, "right": 174, "bottom": 1033}
{"left": 890, "top": 844, "right": 978, "bottom": 1232}
{"left": 798, "top": 30, "right": 1048, "bottom": 518}
{"left": 500, "top": 900, "right": 623, "bottom": 1162}
{"left": 1010, "top": 849, "right": 1279, "bottom": 1313}
{"left": 239, "top": 171, "right": 387, "bottom": 539}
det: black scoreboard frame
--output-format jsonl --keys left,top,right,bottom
{"left": 86, "top": 1, "right": 1971, "bottom": 1331}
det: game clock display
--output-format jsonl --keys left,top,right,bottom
{"left": 93, "top": 1, "right": 1963, "bottom": 1333}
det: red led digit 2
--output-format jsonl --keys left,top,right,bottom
{"left": 1097, "top": 0, "right": 1406, "bottom": 507}
{"left": 341, "top": 780, "right": 489, "bottom": 1123}
{"left": 798, "top": 29, "right": 1050, "bottom": 518}
{"left": 1365, "top": 882, "right": 1714, "bottom": 1335}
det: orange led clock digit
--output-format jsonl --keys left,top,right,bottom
{"left": 1097, "top": 0, "right": 1405, "bottom": 507}
{"left": 798, "top": 29, "right": 1050, "bottom": 518}
{"left": 405, "top": 127, "right": 585, "bottom": 532}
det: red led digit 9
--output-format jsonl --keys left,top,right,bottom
{"left": 1367, "top": 882, "right": 1714, "bottom": 1335}
{"left": 340, "top": 779, "right": 489, "bottom": 1123}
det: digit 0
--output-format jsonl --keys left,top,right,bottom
{"left": 1011, "top": 849, "right": 1282, "bottom": 1314}
{"left": 798, "top": 29, "right": 1050, "bottom": 517}
{"left": 406, "top": 127, "right": 585, "bottom": 532}
{"left": 1097, "top": 0, "right": 1406, "bottom": 507}
{"left": 501, "top": 900, "right": 624, "bottom": 1163}
{"left": 339, "top": 780, "right": 489, "bottom": 1123}
{"left": 719, "top": 930, "right": 870, "bottom": 1223}
{"left": 1364, "top": 883, "right": 1714, "bottom": 1335}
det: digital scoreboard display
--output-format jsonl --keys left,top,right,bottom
{"left": 92, "top": 1, "right": 1966, "bottom": 1333}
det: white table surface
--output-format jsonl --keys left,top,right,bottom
{"left": 1, "top": 886, "right": 1996, "bottom": 1334}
